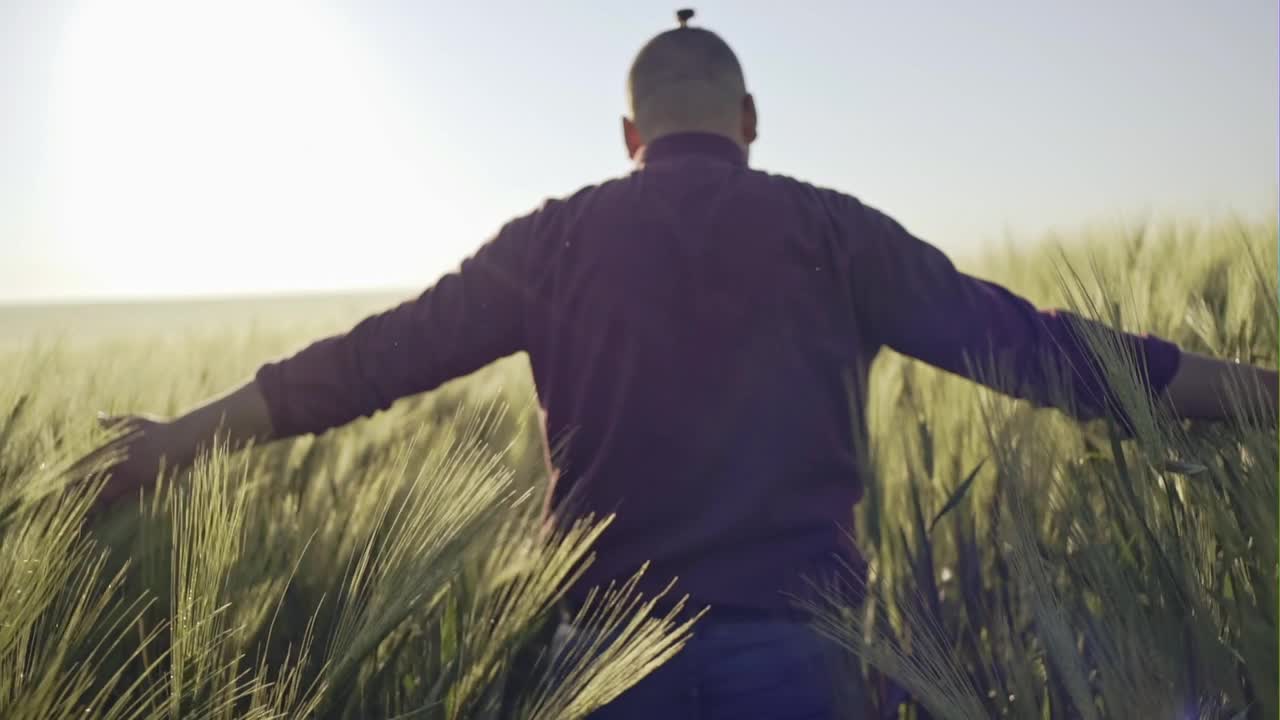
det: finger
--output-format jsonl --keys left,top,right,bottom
{"left": 97, "top": 412, "right": 130, "bottom": 431}
{"left": 67, "top": 439, "right": 131, "bottom": 483}
{"left": 96, "top": 415, "right": 150, "bottom": 447}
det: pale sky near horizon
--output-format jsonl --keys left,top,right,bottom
{"left": 1, "top": 0, "right": 1276, "bottom": 303}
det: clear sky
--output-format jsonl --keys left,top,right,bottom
{"left": 2, "top": 0, "right": 1276, "bottom": 303}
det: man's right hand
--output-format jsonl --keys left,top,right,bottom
{"left": 72, "top": 414, "right": 175, "bottom": 514}
{"left": 73, "top": 379, "right": 279, "bottom": 515}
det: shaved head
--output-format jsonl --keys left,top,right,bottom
{"left": 625, "top": 21, "right": 755, "bottom": 153}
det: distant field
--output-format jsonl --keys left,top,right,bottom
{"left": 0, "top": 217, "right": 1275, "bottom": 719}
{"left": 0, "top": 291, "right": 410, "bottom": 348}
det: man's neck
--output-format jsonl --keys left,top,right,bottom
{"left": 635, "top": 131, "right": 750, "bottom": 168}
{"left": 643, "top": 126, "right": 746, "bottom": 154}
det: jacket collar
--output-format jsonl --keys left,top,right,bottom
{"left": 637, "top": 131, "right": 748, "bottom": 168}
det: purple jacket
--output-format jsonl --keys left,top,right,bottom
{"left": 256, "top": 132, "right": 1181, "bottom": 612}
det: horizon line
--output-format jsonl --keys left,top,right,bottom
{"left": 0, "top": 285, "right": 419, "bottom": 309}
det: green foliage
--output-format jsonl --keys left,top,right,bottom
{"left": 813, "top": 216, "right": 1278, "bottom": 719}
{"left": 0, "top": 215, "right": 1274, "bottom": 718}
{"left": 0, "top": 348, "right": 694, "bottom": 718}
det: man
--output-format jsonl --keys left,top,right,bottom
{"left": 83, "top": 11, "right": 1276, "bottom": 719}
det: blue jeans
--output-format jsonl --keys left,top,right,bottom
{"left": 552, "top": 615, "right": 866, "bottom": 719}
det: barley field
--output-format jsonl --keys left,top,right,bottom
{"left": 0, "top": 215, "right": 1275, "bottom": 719}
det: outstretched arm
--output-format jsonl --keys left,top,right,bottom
{"left": 169, "top": 380, "right": 277, "bottom": 454}
{"left": 79, "top": 207, "right": 544, "bottom": 511}
{"left": 1165, "top": 351, "right": 1277, "bottom": 421}
{"left": 87, "top": 380, "right": 277, "bottom": 509}
{"left": 846, "top": 201, "right": 1275, "bottom": 427}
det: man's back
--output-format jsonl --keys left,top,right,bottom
{"left": 525, "top": 132, "right": 875, "bottom": 611}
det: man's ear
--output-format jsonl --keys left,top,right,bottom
{"left": 741, "top": 94, "right": 758, "bottom": 146}
{"left": 622, "top": 116, "right": 644, "bottom": 160}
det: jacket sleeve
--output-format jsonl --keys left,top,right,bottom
{"left": 844, "top": 200, "right": 1181, "bottom": 430}
{"left": 254, "top": 209, "right": 539, "bottom": 437}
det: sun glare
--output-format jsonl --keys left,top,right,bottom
{"left": 49, "top": 0, "right": 433, "bottom": 299}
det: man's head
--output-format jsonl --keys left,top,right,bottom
{"left": 624, "top": 11, "right": 756, "bottom": 159}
